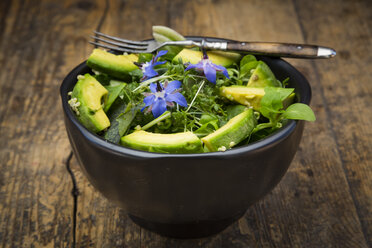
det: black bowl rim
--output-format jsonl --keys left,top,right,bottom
{"left": 60, "top": 37, "right": 311, "bottom": 159}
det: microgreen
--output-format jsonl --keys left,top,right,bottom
{"left": 253, "top": 87, "right": 315, "bottom": 134}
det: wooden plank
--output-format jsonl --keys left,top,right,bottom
{"left": 0, "top": 0, "right": 106, "bottom": 247}
{"left": 294, "top": 0, "right": 372, "bottom": 246}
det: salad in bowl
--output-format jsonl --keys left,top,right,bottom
{"left": 67, "top": 26, "right": 315, "bottom": 154}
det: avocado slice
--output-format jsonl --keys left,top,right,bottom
{"left": 87, "top": 49, "right": 138, "bottom": 80}
{"left": 201, "top": 109, "right": 257, "bottom": 152}
{"left": 120, "top": 130, "right": 204, "bottom": 153}
{"left": 221, "top": 86, "right": 265, "bottom": 110}
{"left": 247, "top": 61, "right": 280, "bottom": 87}
{"left": 173, "top": 49, "right": 241, "bottom": 67}
{"left": 220, "top": 86, "right": 295, "bottom": 110}
{"left": 71, "top": 74, "right": 110, "bottom": 132}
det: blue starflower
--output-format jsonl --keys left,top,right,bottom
{"left": 185, "top": 53, "right": 229, "bottom": 84}
{"left": 135, "top": 50, "right": 168, "bottom": 81}
{"left": 142, "top": 80, "right": 188, "bottom": 118}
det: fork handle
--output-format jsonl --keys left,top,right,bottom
{"left": 224, "top": 41, "right": 336, "bottom": 59}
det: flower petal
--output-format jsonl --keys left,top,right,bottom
{"left": 203, "top": 63, "right": 217, "bottom": 83}
{"left": 165, "top": 92, "right": 188, "bottom": 107}
{"left": 214, "top": 65, "right": 230, "bottom": 78}
{"left": 185, "top": 62, "right": 203, "bottom": 71}
{"left": 143, "top": 95, "right": 155, "bottom": 107}
{"left": 149, "top": 83, "right": 158, "bottom": 93}
{"left": 142, "top": 104, "right": 153, "bottom": 113}
{"left": 152, "top": 61, "right": 166, "bottom": 66}
{"left": 151, "top": 98, "right": 167, "bottom": 118}
{"left": 143, "top": 92, "right": 152, "bottom": 97}
{"left": 165, "top": 80, "right": 181, "bottom": 93}
{"left": 154, "top": 50, "right": 168, "bottom": 60}
{"left": 166, "top": 101, "right": 175, "bottom": 107}
{"left": 143, "top": 66, "right": 158, "bottom": 79}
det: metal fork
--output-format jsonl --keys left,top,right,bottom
{"left": 90, "top": 31, "right": 336, "bottom": 59}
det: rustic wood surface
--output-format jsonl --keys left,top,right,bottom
{"left": 0, "top": 0, "right": 371, "bottom": 247}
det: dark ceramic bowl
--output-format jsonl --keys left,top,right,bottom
{"left": 60, "top": 38, "right": 311, "bottom": 238}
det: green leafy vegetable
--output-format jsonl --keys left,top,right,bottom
{"left": 94, "top": 73, "right": 111, "bottom": 86}
{"left": 104, "top": 80, "right": 126, "bottom": 112}
{"left": 104, "top": 104, "right": 138, "bottom": 143}
{"left": 240, "top": 55, "right": 257, "bottom": 68}
{"left": 282, "top": 103, "right": 316, "bottom": 121}
{"left": 239, "top": 55, "right": 258, "bottom": 78}
{"left": 226, "top": 105, "right": 247, "bottom": 120}
{"left": 260, "top": 87, "right": 294, "bottom": 121}
{"left": 138, "top": 53, "right": 153, "bottom": 63}
{"left": 240, "top": 61, "right": 259, "bottom": 78}
{"left": 194, "top": 114, "right": 219, "bottom": 137}
{"left": 253, "top": 87, "right": 315, "bottom": 135}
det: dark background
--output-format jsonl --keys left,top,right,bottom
{"left": 0, "top": 0, "right": 371, "bottom": 247}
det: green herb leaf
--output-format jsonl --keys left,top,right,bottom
{"left": 128, "top": 69, "right": 143, "bottom": 80}
{"left": 117, "top": 108, "right": 138, "bottom": 136}
{"left": 260, "top": 87, "right": 294, "bottom": 121}
{"left": 138, "top": 53, "right": 153, "bottom": 63}
{"left": 94, "top": 73, "right": 111, "bottom": 86}
{"left": 240, "top": 61, "right": 259, "bottom": 78}
{"left": 106, "top": 98, "right": 127, "bottom": 121}
{"left": 226, "top": 105, "right": 247, "bottom": 120}
{"left": 104, "top": 105, "right": 138, "bottom": 143}
{"left": 141, "top": 111, "right": 171, "bottom": 131}
{"left": 239, "top": 55, "right": 258, "bottom": 78}
{"left": 281, "top": 77, "right": 290, "bottom": 87}
{"left": 104, "top": 81, "right": 126, "bottom": 112}
{"left": 240, "top": 55, "right": 257, "bottom": 68}
{"left": 194, "top": 114, "right": 219, "bottom": 137}
{"left": 282, "top": 103, "right": 316, "bottom": 121}
{"left": 104, "top": 119, "right": 121, "bottom": 143}
{"left": 194, "top": 119, "right": 219, "bottom": 137}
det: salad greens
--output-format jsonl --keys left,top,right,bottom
{"left": 68, "top": 26, "right": 315, "bottom": 153}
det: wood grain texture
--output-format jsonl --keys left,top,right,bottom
{"left": 0, "top": 0, "right": 371, "bottom": 247}
{"left": 294, "top": 0, "right": 372, "bottom": 245}
{"left": 0, "top": 0, "right": 107, "bottom": 247}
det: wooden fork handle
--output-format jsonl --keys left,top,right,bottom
{"left": 226, "top": 41, "right": 336, "bottom": 58}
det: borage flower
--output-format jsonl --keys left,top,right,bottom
{"left": 142, "top": 80, "right": 187, "bottom": 118}
{"left": 135, "top": 50, "right": 168, "bottom": 81}
{"left": 185, "top": 53, "right": 229, "bottom": 84}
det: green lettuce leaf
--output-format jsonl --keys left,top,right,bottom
{"left": 282, "top": 103, "right": 316, "bottom": 121}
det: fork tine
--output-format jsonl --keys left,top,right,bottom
{"left": 94, "top": 31, "right": 149, "bottom": 46}
{"left": 89, "top": 41, "right": 139, "bottom": 53}
{"left": 90, "top": 36, "right": 148, "bottom": 50}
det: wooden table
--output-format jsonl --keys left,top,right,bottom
{"left": 0, "top": 0, "right": 371, "bottom": 247}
